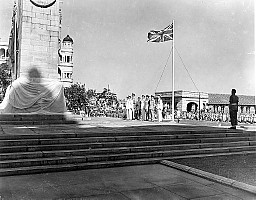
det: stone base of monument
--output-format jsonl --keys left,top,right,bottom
{"left": 0, "top": 113, "right": 77, "bottom": 125}
{"left": 0, "top": 75, "right": 76, "bottom": 125}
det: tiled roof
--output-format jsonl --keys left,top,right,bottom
{"left": 209, "top": 93, "right": 255, "bottom": 105}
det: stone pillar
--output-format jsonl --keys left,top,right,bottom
{"left": 176, "top": 98, "right": 182, "bottom": 111}
{"left": 224, "top": 105, "right": 228, "bottom": 113}
{"left": 221, "top": 105, "right": 224, "bottom": 113}
{"left": 17, "top": 0, "right": 60, "bottom": 80}
{"left": 252, "top": 106, "right": 256, "bottom": 114}
{"left": 241, "top": 106, "right": 244, "bottom": 114}
{"left": 246, "top": 106, "right": 249, "bottom": 114}
{"left": 238, "top": 106, "right": 241, "bottom": 114}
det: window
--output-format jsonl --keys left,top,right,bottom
{"left": 0, "top": 48, "right": 5, "bottom": 59}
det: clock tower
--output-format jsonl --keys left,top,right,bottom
{"left": 14, "top": 0, "right": 61, "bottom": 80}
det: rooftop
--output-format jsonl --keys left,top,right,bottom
{"left": 63, "top": 35, "right": 73, "bottom": 43}
{"left": 209, "top": 93, "right": 255, "bottom": 105}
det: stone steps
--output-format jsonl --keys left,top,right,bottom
{"left": 0, "top": 136, "right": 254, "bottom": 154}
{"left": 1, "top": 128, "right": 255, "bottom": 176}
{"left": 1, "top": 146, "right": 256, "bottom": 168}
{"left": 0, "top": 157, "right": 159, "bottom": 176}
{"left": 1, "top": 151, "right": 256, "bottom": 176}
{"left": 0, "top": 114, "right": 66, "bottom": 121}
{"left": 0, "top": 141, "right": 253, "bottom": 161}
{"left": 0, "top": 129, "right": 247, "bottom": 140}
{"left": 0, "top": 131, "right": 252, "bottom": 145}
{"left": 0, "top": 120, "right": 76, "bottom": 125}
{"left": 0, "top": 114, "right": 77, "bottom": 125}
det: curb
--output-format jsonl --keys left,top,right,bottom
{"left": 160, "top": 160, "right": 256, "bottom": 195}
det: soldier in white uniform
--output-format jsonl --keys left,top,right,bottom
{"left": 156, "top": 96, "right": 163, "bottom": 122}
{"left": 131, "top": 93, "right": 136, "bottom": 120}
{"left": 141, "top": 95, "right": 145, "bottom": 121}
{"left": 126, "top": 96, "right": 133, "bottom": 120}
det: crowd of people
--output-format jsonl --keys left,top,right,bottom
{"left": 74, "top": 91, "right": 256, "bottom": 125}
{"left": 174, "top": 110, "right": 256, "bottom": 124}
{"left": 123, "top": 93, "right": 255, "bottom": 124}
{"left": 125, "top": 93, "right": 164, "bottom": 122}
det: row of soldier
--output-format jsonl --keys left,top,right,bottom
{"left": 125, "top": 94, "right": 164, "bottom": 122}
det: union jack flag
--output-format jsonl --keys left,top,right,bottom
{"left": 147, "top": 24, "right": 173, "bottom": 42}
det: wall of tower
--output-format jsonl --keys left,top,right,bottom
{"left": 17, "top": 0, "right": 60, "bottom": 79}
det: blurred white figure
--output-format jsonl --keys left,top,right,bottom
{"left": 156, "top": 96, "right": 163, "bottom": 122}
{"left": 176, "top": 109, "right": 181, "bottom": 123}
{"left": 126, "top": 96, "right": 133, "bottom": 120}
{"left": 141, "top": 95, "right": 146, "bottom": 121}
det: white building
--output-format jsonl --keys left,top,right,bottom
{"left": 155, "top": 90, "right": 209, "bottom": 112}
{"left": 0, "top": 41, "right": 9, "bottom": 65}
{"left": 58, "top": 35, "right": 74, "bottom": 87}
{"left": 155, "top": 90, "right": 255, "bottom": 114}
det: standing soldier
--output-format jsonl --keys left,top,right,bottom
{"left": 135, "top": 96, "right": 141, "bottom": 120}
{"left": 156, "top": 96, "right": 163, "bottom": 122}
{"left": 141, "top": 95, "right": 146, "bottom": 121}
{"left": 126, "top": 96, "right": 133, "bottom": 120}
{"left": 176, "top": 109, "right": 181, "bottom": 123}
{"left": 149, "top": 95, "right": 155, "bottom": 121}
{"left": 131, "top": 93, "right": 136, "bottom": 120}
{"left": 144, "top": 95, "right": 150, "bottom": 121}
{"left": 229, "top": 89, "right": 239, "bottom": 129}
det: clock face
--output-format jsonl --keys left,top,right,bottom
{"left": 30, "top": 0, "right": 56, "bottom": 8}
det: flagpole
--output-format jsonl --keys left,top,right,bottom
{"left": 171, "top": 20, "right": 175, "bottom": 122}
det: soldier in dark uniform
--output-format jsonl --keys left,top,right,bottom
{"left": 229, "top": 89, "right": 239, "bottom": 129}
{"left": 135, "top": 96, "right": 141, "bottom": 120}
{"left": 131, "top": 93, "right": 136, "bottom": 120}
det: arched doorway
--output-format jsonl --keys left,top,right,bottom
{"left": 187, "top": 102, "right": 198, "bottom": 112}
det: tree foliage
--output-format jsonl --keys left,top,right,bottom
{"left": 0, "top": 63, "right": 12, "bottom": 101}
{"left": 64, "top": 83, "right": 95, "bottom": 111}
{"left": 99, "top": 87, "right": 118, "bottom": 107}
{"left": 64, "top": 83, "right": 118, "bottom": 112}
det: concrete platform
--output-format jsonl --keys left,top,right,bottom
{"left": 0, "top": 116, "right": 255, "bottom": 199}
{"left": 0, "top": 164, "right": 255, "bottom": 199}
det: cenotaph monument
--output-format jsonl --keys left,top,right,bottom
{"left": 0, "top": 0, "right": 67, "bottom": 114}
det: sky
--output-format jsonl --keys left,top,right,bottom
{"left": 0, "top": 0, "right": 255, "bottom": 99}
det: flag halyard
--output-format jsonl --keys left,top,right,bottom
{"left": 147, "top": 23, "right": 173, "bottom": 42}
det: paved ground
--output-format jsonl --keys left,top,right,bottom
{"left": 0, "top": 116, "right": 256, "bottom": 199}
{"left": 1, "top": 164, "right": 255, "bottom": 200}
{"left": 71, "top": 115, "right": 256, "bottom": 131}
{"left": 172, "top": 154, "right": 256, "bottom": 186}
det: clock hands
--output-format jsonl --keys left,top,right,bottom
{"left": 30, "top": 0, "right": 56, "bottom": 8}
